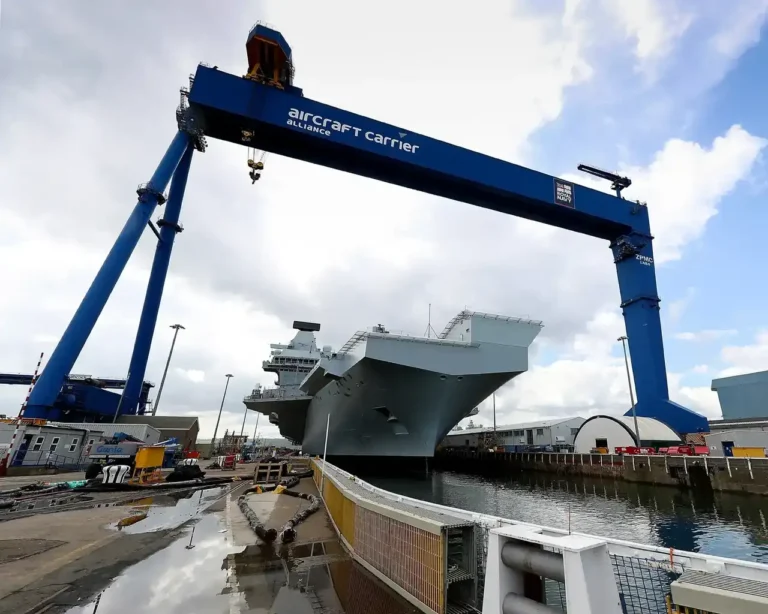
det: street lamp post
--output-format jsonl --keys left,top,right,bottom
{"left": 153, "top": 324, "right": 185, "bottom": 416}
{"left": 251, "top": 413, "right": 261, "bottom": 456}
{"left": 211, "top": 374, "right": 233, "bottom": 456}
{"left": 239, "top": 399, "right": 249, "bottom": 446}
{"left": 618, "top": 336, "right": 640, "bottom": 447}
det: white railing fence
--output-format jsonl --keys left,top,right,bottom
{"left": 317, "top": 459, "right": 768, "bottom": 613}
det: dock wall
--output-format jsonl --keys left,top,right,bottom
{"left": 312, "top": 460, "right": 450, "bottom": 614}
{"left": 434, "top": 450, "right": 768, "bottom": 496}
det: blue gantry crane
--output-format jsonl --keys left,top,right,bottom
{"left": 0, "top": 373, "right": 154, "bottom": 421}
{"left": 22, "top": 24, "right": 707, "bottom": 434}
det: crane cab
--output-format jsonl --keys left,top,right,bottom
{"left": 245, "top": 23, "right": 295, "bottom": 90}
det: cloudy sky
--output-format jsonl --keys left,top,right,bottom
{"left": 1, "top": 1, "right": 768, "bottom": 440}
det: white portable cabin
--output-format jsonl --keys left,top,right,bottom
{"left": 52, "top": 422, "right": 162, "bottom": 445}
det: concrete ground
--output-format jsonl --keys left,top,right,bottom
{"left": 0, "top": 462, "right": 419, "bottom": 613}
{"left": 0, "top": 461, "right": 255, "bottom": 491}
{"left": 0, "top": 507, "right": 128, "bottom": 604}
{"left": 0, "top": 472, "right": 85, "bottom": 490}
{"left": 0, "top": 464, "right": 331, "bottom": 613}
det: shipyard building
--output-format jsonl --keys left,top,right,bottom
{"left": 711, "top": 370, "right": 768, "bottom": 420}
{"left": 708, "top": 370, "right": 768, "bottom": 453}
{"left": 441, "top": 417, "right": 585, "bottom": 452}
{"left": 572, "top": 415, "right": 681, "bottom": 454}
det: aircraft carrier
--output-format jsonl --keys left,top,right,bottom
{"left": 243, "top": 310, "right": 542, "bottom": 460}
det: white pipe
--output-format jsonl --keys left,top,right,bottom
{"left": 501, "top": 542, "right": 565, "bottom": 582}
{"left": 503, "top": 593, "right": 560, "bottom": 614}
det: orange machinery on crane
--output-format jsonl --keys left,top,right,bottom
{"left": 242, "top": 22, "right": 297, "bottom": 184}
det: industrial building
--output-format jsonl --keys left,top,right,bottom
{"left": 711, "top": 370, "right": 768, "bottom": 420}
{"left": 709, "top": 417, "right": 768, "bottom": 433}
{"left": 441, "top": 417, "right": 586, "bottom": 452}
{"left": 573, "top": 415, "right": 681, "bottom": 454}
{"left": 705, "top": 430, "right": 768, "bottom": 457}
{"left": 195, "top": 436, "right": 298, "bottom": 458}
{"left": 116, "top": 415, "right": 199, "bottom": 450}
{"left": 0, "top": 422, "right": 95, "bottom": 468}
{"left": 52, "top": 422, "right": 162, "bottom": 446}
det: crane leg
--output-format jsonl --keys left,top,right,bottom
{"left": 612, "top": 232, "right": 707, "bottom": 434}
{"left": 122, "top": 144, "right": 195, "bottom": 413}
{"left": 24, "top": 131, "right": 193, "bottom": 418}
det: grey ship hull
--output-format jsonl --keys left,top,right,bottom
{"left": 301, "top": 358, "right": 514, "bottom": 456}
{"left": 245, "top": 311, "right": 543, "bottom": 459}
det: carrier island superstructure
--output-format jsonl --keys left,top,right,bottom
{"left": 244, "top": 311, "right": 542, "bottom": 458}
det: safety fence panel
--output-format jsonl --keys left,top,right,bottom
{"left": 355, "top": 504, "right": 444, "bottom": 614}
{"left": 320, "top": 473, "right": 356, "bottom": 547}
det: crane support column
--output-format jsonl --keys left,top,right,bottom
{"left": 612, "top": 230, "right": 704, "bottom": 433}
{"left": 24, "top": 131, "right": 192, "bottom": 417}
{"left": 122, "top": 144, "right": 194, "bottom": 413}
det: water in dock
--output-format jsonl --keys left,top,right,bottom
{"left": 367, "top": 469, "right": 768, "bottom": 563}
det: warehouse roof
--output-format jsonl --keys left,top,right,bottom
{"left": 709, "top": 417, "right": 768, "bottom": 429}
{"left": 117, "top": 415, "right": 199, "bottom": 429}
{"left": 711, "top": 369, "right": 768, "bottom": 390}
{"left": 705, "top": 428, "right": 768, "bottom": 438}
{"left": 574, "top": 415, "right": 680, "bottom": 443}
{"left": 446, "top": 416, "right": 585, "bottom": 437}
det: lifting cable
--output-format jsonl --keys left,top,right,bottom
{"left": 246, "top": 147, "right": 268, "bottom": 184}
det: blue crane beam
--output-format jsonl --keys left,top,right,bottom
{"left": 188, "top": 66, "right": 640, "bottom": 240}
{"left": 0, "top": 373, "right": 154, "bottom": 390}
{"left": 22, "top": 29, "right": 707, "bottom": 434}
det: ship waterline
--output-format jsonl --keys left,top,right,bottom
{"left": 244, "top": 311, "right": 542, "bottom": 458}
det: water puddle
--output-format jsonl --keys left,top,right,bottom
{"left": 65, "top": 502, "right": 420, "bottom": 613}
{"left": 112, "top": 487, "right": 227, "bottom": 534}
{"left": 64, "top": 513, "right": 237, "bottom": 614}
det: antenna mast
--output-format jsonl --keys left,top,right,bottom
{"left": 424, "top": 303, "right": 438, "bottom": 338}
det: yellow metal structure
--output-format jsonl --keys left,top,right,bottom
{"left": 135, "top": 446, "right": 165, "bottom": 468}
{"left": 666, "top": 594, "right": 716, "bottom": 613}
{"left": 732, "top": 447, "right": 766, "bottom": 458}
{"left": 131, "top": 446, "right": 166, "bottom": 484}
{"left": 0, "top": 418, "right": 47, "bottom": 426}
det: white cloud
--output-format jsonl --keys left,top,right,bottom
{"left": 691, "top": 364, "right": 709, "bottom": 374}
{"left": 666, "top": 287, "right": 696, "bottom": 326}
{"left": 718, "top": 331, "right": 768, "bottom": 377}
{"left": 711, "top": 1, "right": 768, "bottom": 59}
{"left": 564, "top": 126, "right": 767, "bottom": 264}
{"left": 675, "top": 385, "right": 721, "bottom": 418}
{"left": 675, "top": 329, "right": 738, "bottom": 342}
{"left": 175, "top": 368, "right": 205, "bottom": 384}
{"left": 600, "top": 0, "right": 694, "bottom": 68}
